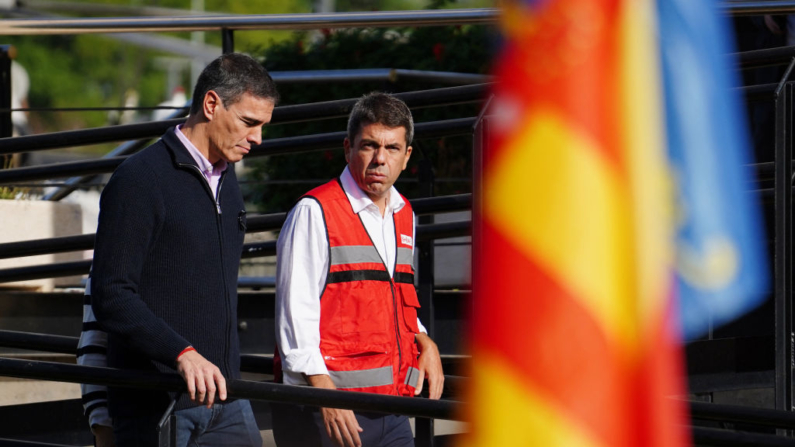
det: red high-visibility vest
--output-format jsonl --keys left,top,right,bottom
{"left": 275, "top": 178, "right": 422, "bottom": 397}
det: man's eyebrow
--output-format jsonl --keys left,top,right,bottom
{"left": 359, "top": 138, "right": 403, "bottom": 148}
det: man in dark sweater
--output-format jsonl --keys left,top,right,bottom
{"left": 89, "top": 53, "right": 278, "bottom": 447}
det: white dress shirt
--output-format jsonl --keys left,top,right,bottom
{"left": 276, "top": 166, "right": 426, "bottom": 386}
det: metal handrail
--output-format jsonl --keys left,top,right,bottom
{"left": 0, "top": 357, "right": 461, "bottom": 420}
{"left": 0, "top": 330, "right": 78, "bottom": 355}
{"left": 0, "top": 220, "right": 471, "bottom": 282}
{"left": 0, "top": 329, "right": 275, "bottom": 372}
{"left": 0, "top": 194, "right": 470, "bottom": 260}
{"left": 0, "top": 4, "right": 780, "bottom": 35}
{"left": 0, "top": 329, "right": 467, "bottom": 395}
{"left": 0, "top": 438, "right": 74, "bottom": 447}
{"left": 0, "top": 84, "right": 487, "bottom": 156}
{"left": 15, "top": 0, "right": 227, "bottom": 17}
{"left": 690, "top": 399, "right": 795, "bottom": 430}
{"left": 0, "top": 118, "right": 477, "bottom": 183}
{"left": 724, "top": 1, "right": 795, "bottom": 16}
{"left": 271, "top": 69, "right": 492, "bottom": 85}
{"left": 691, "top": 426, "right": 795, "bottom": 446}
{"left": 0, "top": 260, "right": 92, "bottom": 283}
{"left": 0, "top": 9, "right": 499, "bottom": 35}
{"left": 736, "top": 46, "right": 795, "bottom": 70}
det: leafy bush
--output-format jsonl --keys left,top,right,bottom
{"left": 248, "top": 24, "right": 496, "bottom": 213}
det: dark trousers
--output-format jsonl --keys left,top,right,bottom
{"left": 271, "top": 403, "right": 414, "bottom": 447}
{"left": 113, "top": 399, "right": 262, "bottom": 447}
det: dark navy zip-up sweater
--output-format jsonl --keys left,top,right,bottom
{"left": 91, "top": 128, "right": 246, "bottom": 417}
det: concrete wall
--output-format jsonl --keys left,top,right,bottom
{"left": 0, "top": 200, "right": 85, "bottom": 291}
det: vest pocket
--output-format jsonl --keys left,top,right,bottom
{"left": 339, "top": 285, "right": 391, "bottom": 335}
{"left": 401, "top": 286, "right": 421, "bottom": 333}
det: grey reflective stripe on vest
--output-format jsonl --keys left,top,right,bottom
{"left": 85, "top": 278, "right": 91, "bottom": 295}
{"left": 396, "top": 247, "right": 413, "bottom": 268}
{"left": 404, "top": 367, "right": 420, "bottom": 388}
{"left": 330, "top": 246, "right": 383, "bottom": 266}
{"left": 329, "top": 366, "right": 394, "bottom": 389}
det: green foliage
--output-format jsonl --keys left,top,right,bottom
{"left": 6, "top": 34, "right": 168, "bottom": 154}
{"left": 2, "top": 0, "right": 314, "bottom": 153}
{"left": 247, "top": 24, "right": 495, "bottom": 213}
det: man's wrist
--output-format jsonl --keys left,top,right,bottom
{"left": 91, "top": 423, "right": 113, "bottom": 434}
{"left": 176, "top": 346, "right": 195, "bottom": 361}
{"left": 306, "top": 373, "right": 336, "bottom": 389}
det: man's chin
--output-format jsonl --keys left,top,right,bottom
{"left": 227, "top": 153, "right": 245, "bottom": 163}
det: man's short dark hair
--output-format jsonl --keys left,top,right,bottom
{"left": 190, "top": 53, "right": 280, "bottom": 115}
{"left": 347, "top": 92, "right": 414, "bottom": 147}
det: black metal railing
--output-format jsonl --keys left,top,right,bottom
{"left": 0, "top": 84, "right": 486, "bottom": 157}
{"left": 0, "top": 118, "right": 477, "bottom": 184}
{"left": 0, "top": 357, "right": 459, "bottom": 421}
{"left": 0, "top": 219, "right": 471, "bottom": 283}
{"left": 0, "top": 9, "right": 499, "bottom": 35}
{"left": 0, "top": 329, "right": 467, "bottom": 397}
{"left": 0, "top": 194, "right": 471, "bottom": 260}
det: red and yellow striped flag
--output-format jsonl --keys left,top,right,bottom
{"left": 463, "top": 0, "right": 689, "bottom": 445}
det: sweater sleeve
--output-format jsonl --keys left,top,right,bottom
{"left": 90, "top": 164, "right": 191, "bottom": 365}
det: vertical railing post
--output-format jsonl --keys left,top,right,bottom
{"left": 774, "top": 62, "right": 795, "bottom": 420}
{"left": 222, "top": 28, "right": 234, "bottom": 54}
{"left": 415, "top": 155, "right": 435, "bottom": 447}
{"left": 0, "top": 45, "right": 14, "bottom": 140}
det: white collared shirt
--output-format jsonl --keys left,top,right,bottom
{"left": 175, "top": 125, "right": 227, "bottom": 198}
{"left": 275, "top": 166, "right": 426, "bottom": 385}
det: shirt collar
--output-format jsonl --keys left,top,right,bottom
{"left": 340, "top": 166, "right": 405, "bottom": 215}
{"left": 175, "top": 125, "right": 228, "bottom": 175}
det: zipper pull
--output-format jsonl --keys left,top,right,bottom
{"left": 216, "top": 202, "right": 222, "bottom": 214}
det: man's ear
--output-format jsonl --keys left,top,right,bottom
{"left": 343, "top": 137, "right": 352, "bottom": 163}
{"left": 203, "top": 90, "right": 222, "bottom": 121}
{"left": 402, "top": 145, "right": 413, "bottom": 170}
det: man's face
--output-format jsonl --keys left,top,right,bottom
{"left": 205, "top": 91, "right": 275, "bottom": 164}
{"left": 344, "top": 122, "right": 412, "bottom": 205}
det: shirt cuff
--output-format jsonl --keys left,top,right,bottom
{"left": 416, "top": 317, "right": 427, "bottom": 334}
{"left": 284, "top": 348, "right": 329, "bottom": 377}
{"left": 88, "top": 406, "right": 113, "bottom": 430}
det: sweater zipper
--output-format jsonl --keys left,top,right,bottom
{"left": 215, "top": 170, "right": 232, "bottom": 374}
{"left": 178, "top": 162, "right": 232, "bottom": 374}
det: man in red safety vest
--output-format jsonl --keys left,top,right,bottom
{"left": 273, "top": 92, "right": 444, "bottom": 447}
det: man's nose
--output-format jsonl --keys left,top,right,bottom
{"left": 373, "top": 146, "right": 387, "bottom": 164}
{"left": 248, "top": 127, "right": 263, "bottom": 146}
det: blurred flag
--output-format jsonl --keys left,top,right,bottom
{"left": 658, "top": 0, "right": 769, "bottom": 340}
{"left": 462, "top": 0, "right": 728, "bottom": 444}
{"left": 463, "top": 0, "right": 769, "bottom": 443}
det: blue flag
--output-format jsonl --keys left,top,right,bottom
{"left": 657, "top": 0, "right": 770, "bottom": 340}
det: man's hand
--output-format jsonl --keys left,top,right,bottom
{"left": 414, "top": 333, "right": 444, "bottom": 400}
{"left": 176, "top": 349, "right": 227, "bottom": 408}
{"left": 308, "top": 374, "right": 363, "bottom": 447}
{"left": 92, "top": 424, "right": 115, "bottom": 447}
